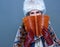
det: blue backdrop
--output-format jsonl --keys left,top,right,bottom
{"left": 0, "top": 0, "right": 60, "bottom": 47}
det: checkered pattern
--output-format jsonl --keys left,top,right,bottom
{"left": 13, "top": 22, "right": 57, "bottom": 47}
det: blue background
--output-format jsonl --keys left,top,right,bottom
{"left": 0, "top": 0, "right": 60, "bottom": 47}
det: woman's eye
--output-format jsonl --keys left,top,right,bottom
{"left": 30, "top": 12, "right": 34, "bottom": 14}
{"left": 36, "top": 11, "right": 40, "bottom": 13}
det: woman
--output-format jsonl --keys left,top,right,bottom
{"left": 13, "top": 0, "right": 60, "bottom": 47}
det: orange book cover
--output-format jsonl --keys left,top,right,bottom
{"left": 23, "top": 15, "right": 50, "bottom": 37}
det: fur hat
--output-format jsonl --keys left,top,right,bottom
{"left": 23, "top": 0, "right": 46, "bottom": 15}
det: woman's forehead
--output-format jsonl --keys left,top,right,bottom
{"left": 30, "top": 9, "right": 40, "bottom": 12}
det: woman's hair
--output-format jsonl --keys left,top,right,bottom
{"left": 26, "top": 11, "right": 30, "bottom": 16}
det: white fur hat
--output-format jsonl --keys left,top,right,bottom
{"left": 23, "top": 0, "right": 46, "bottom": 15}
